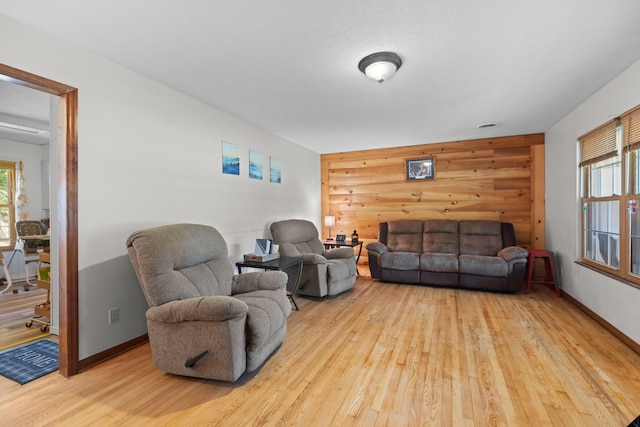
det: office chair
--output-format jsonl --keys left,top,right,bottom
{"left": 15, "top": 220, "right": 49, "bottom": 289}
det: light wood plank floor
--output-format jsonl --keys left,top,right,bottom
{"left": 0, "top": 283, "right": 50, "bottom": 349}
{"left": 1, "top": 277, "right": 639, "bottom": 426}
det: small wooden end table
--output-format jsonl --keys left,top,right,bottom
{"left": 236, "top": 256, "right": 303, "bottom": 310}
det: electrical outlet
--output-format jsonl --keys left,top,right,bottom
{"left": 109, "top": 307, "right": 120, "bottom": 325}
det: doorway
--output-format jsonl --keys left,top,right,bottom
{"left": 0, "top": 80, "right": 53, "bottom": 349}
{"left": 0, "top": 64, "right": 78, "bottom": 377}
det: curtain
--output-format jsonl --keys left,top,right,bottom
{"left": 15, "top": 161, "right": 27, "bottom": 221}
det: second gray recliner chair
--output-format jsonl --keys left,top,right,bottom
{"left": 270, "top": 219, "right": 357, "bottom": 297}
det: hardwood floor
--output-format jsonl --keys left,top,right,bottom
{"left": 1, "top": 277, "right": 639, "bottom": 426}
{"left": 0, "top": 283, "right": 50, "bottom": 349}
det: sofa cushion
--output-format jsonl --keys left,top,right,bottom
{"left": 419, "top": 253, "right": 459, "bottom": 273}
{"left": 423, "top": 219, "right": 459, "bottom": 254}
{"left": 380, "top": 252, "right": 420, "bottom": 270}
{"left": 387, "top": 220, "right": 423, "bottom": 252}
{"left": 459, "top": 220, "right": 503, "bottom": 256}
{"left": 459, "top": 255, "right": 508, "bottom": 277}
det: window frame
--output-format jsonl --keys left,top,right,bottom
{"left": 0, "top": 160, "right": 16, "bottom": 251}
{"left": 579, "top": 105, "right": 640, "bottom": 289}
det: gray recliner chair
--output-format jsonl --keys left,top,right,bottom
{"left": 126, "top": 223, "right": 291, "bottom": 382}
{"left": 270, "top": 219, "right": 356, "bottom": 297}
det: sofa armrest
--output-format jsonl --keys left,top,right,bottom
{"left": 497, "top": 246, "right": 528, "bottom": 262}
{"left": 366, "top": 241, "right": 389, "bottom": 255}
{"left": 324, "top": 247, "right": 354, "bottom": 259}
{"left": 499, "top": 246, "right": 529, "bottom": 276}
{"left": 302, "top": 253, "right": 327, "bottom": 264}
{"left": 366, "top": 241, "right": 388, "bottom": 279}
{"left": 146, "top": 296, "right": 248, "bottom": 323}
{"left": 232, "top": 270, "right": 287, "bottom": 295}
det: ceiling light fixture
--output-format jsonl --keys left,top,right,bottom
{"left": 358, "top": 52, "right": 402, "bottom": 84}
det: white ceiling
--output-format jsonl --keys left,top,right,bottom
{"left": 0, "top": 79, "right": 51, "bottom": 145}
{"left": 1, "top": 0, "right": 640, "bottom": 154}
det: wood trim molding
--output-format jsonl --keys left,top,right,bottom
{"left": 58, "top": 89, "right": 79, "bottom": 376}
{"left": 0, "top": 63, "right": 75, "bottom": 95}
{"left": 562, "top": 290, "right": 640, "bottom": 356}
{"left": 321, "top": 158, "right": 331, "bottom": 237}
{"left": 0, "top": 63, "right": 79, "bottom": 376}
{"left": 530, "top": 144, "right": 546, "bottom": 249}
{"left": 78, "top": 334, "right": 148, "bottom": 373}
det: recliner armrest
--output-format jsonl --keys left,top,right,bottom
{"left": 146, "top": 296, "right": 248, "bottom": 323}
{"left": 232, "top": 271, "right": 287, "bottom": 295}
{"left": 324, "top": 247, "right": 354, "bottom": 259}
{"left": 302, "top": 253, "right": 327, "bottom": 264}
{"left": 365, "top": 241, "right": 389, "bottom": 254}
{"left": 497, "top": 246, "right": 528, "bottom": 261}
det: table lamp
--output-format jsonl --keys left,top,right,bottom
{"left": 324, "top": 215, "right": 336, "bottom": 240}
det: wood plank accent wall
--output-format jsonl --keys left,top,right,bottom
{"left": 321, "top": 133, "right": 545, "bottom": 271}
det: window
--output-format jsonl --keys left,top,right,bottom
{"left": 580, "top": 104, "right": 640, "bottom": 287}
{"left": 0, "top": 161, "right": 16, "bottom": 250}
{"left": 624, "top": 107, "right": 640, "bottom": 278}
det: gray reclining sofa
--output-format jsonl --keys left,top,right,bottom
{"left": 366, "top": 219, "right": 528, "bottom": 292}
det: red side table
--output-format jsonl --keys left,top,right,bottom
{"left": 526, "top": 249, "right": 561, "bottom": 297}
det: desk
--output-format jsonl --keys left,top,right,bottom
{"left": 0, "top": 251, "right": 13, "bottom": 294}
{"left": 22, "top": 235, "right": 50, "bottom": 241}
{"left": 26, "top": 252, "right": 51, "bottom": 332}
{"left": 14, "top": 234, "right": 50, "bottom": 288}
{"left": 236, "top": 256, "right": 303, "bottom": 311}
{"left": 322, "top": 240, "right": 363, "bottom": 275}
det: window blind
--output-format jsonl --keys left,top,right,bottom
{"left": 622, "top": 105, "right": 640, "bottom": 151}
{"left": 578, "top": 120, "right": 618, "bottom": 167}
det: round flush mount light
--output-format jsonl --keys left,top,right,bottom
{"left": 477, "top": 122, "right": 499, "bottom": 129}
{"left": 358, "top": 52, "right": 403, "bottom": 84}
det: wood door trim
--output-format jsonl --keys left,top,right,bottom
{"left": 0, "top": 63, "right": 79, "bottom": 376}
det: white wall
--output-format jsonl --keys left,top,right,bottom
{"left": 0, "top": 14, "right": 321, "bottom": 358}
{"left": 0, "top": 138, "right": 46, "bottom": 221}
{"left": 546, "top": 58, "right": 640, "bottom": 346}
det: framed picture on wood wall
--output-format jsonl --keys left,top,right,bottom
{"left": 405, "top": 157, "right": 435, "bottom": 181}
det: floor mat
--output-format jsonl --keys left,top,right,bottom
{"left": 0, "top": 339, "right": 58, "bottom": 385}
